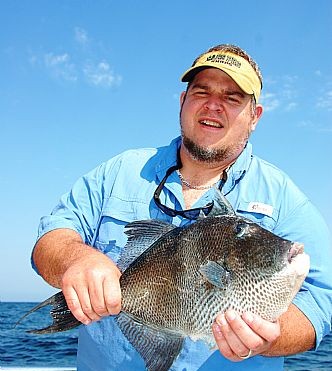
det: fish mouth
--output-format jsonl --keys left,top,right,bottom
{"left": 287, "top": 242, "right": 304, "bottom": 263}
{"left": 286, "top": 242, "right": 310, "bottom": 278}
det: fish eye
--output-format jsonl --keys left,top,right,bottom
{"left": 235, "top": 222, "right": 249, "bottom": 238}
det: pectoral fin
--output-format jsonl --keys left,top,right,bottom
{"left": 199, "top": 261, "right": 230, "bottom": 289}
{"left": 116, "top": 312, "right": 184, "bottom": 371}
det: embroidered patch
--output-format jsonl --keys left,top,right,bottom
{"left": 247, "top": 202, "right": 274, "bottom": 217}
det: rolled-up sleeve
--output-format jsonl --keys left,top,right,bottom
{"left": 275, "top": 198, "right": 332, "bottom": 349}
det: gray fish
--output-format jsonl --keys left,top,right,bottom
{"left": 17, "top": 189, "right": 309, "bottom": 371}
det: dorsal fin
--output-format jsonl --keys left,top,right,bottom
{"left": 119, "top": 219, "right": 177, "bottom": 271}
{"left": 207, "top": 186, "right": 236, "bottom": 217}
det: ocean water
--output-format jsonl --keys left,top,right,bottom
{"left": 1, "top": 302, "right": 331, "bottom": 370}
{"left": 1, "top": 302, "right": 78, "bottom": 368}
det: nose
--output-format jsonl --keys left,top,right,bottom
{"left": 203, "top": 95, "right": 224, "bottom": 112}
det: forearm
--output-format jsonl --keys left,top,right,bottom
{"left": 33, "top": 228, "right": 104, "bottom": 288}
{"left": 33, "top": 228, "right": 122, "bottom": 323}
{"left": 263, "top": 304, "right": 315, "bottom": 356}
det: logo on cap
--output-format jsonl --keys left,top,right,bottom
{"left": 206, "top": 54, "right": 242, "bottom": 69}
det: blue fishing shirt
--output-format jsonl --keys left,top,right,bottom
{"left": 34, "top": 137, "right": 332, "bottom": 371}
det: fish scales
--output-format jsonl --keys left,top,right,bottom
{"left": 17, "top": 189, "right": 310, "bottom": 371}
{"left": 120, "top": 215, "right": 300, "bottom": 338}
{"left": 120, "top": 216, "right": 235, "bottom": 336}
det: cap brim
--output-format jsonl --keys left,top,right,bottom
{"left": 181, "top": 65, "right": 254, "bottom": 96}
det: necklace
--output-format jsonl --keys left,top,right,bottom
{"left": 176, "top": 170, "right": 217, "bottom": 190}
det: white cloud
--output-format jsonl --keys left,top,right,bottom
{"left": 260, "top": 92, "right": 280, "bottom": 112}
{"left": 260, "top": 74, "right": 299, "bottom": 113}
{"left": 263, "top": 76, "right": 277, "bottom": 86}
{"left": 44, "top": 53, "right": 69, "bottom": 66}
{"left": 285, "top": 102, "right": 298, "bottom": 111}
{"left": 28, "top": 54, "right": 38, "bottom": 65}
{"left": 280, "top": 76, "right": 298, "bottom": 101}
{"left": 298, "top": 120, "right": 314, "bottom": 129}
{"left": 44, "top": 52, "right": 77, "bottom": 81}
{"left": 298, "top": 119, "right": 332, "bottom": 133}
{"left": 74, "top": 27, "right": 89, "bottom": 46}
{"left": 83, "top": 61, "right": 122, "bottom": 87}
{"left": 316, "top": 90, "right": 332, "bottom": 111}
{"left": 28, "top": 28, "right": 121, "bottom": 88}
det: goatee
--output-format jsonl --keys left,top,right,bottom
{"left": 181, "top": 131, "right": 249, "bottom": 164}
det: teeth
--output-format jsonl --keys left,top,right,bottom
{"left": 287, "top": 242, "right": 304, "bottom": 263}
{"left": 200, "top": 120, "right": 222, "bottom": 128}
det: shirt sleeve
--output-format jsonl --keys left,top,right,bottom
{"left": 274, "top": 195, "right": 332, "bottom": 349}
{"left": 32, "top": 157, "right": 121, "bottom": 273}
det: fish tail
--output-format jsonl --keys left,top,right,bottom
{"left": 16, "top": 291, "right": 81, "bottom": 334}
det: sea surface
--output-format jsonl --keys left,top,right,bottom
{"left": 1, "top": 302, "right": 331, "bottom": 370}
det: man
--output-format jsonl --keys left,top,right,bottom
{"left": 32, "top": 44, "right": 332, "bottom": 370}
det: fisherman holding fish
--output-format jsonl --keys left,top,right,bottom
{"left": 30, "top": 44, "right": 332, "bottom": 370}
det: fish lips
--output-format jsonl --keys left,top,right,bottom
{"left": 287, "top": 242, "right": 310, "bottom": 278}
{"left": 287, "top": 242, "right": 304, "bottom": 263}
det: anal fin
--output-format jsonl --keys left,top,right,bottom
{"left": 116, "top": 312, "right": 184, "bottom": 371}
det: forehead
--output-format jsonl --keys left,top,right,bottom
{"left": 189, "top": 67, "right": 245, "bottom": 93}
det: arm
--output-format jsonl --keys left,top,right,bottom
{"left": 212, "top": 304, "right": 315, "bottom": 361}
{"left": 264, "top": 304, "right": 315, "bottom": 355}
{"left": 212, "top": 197, "right": 331, "bottom": 360}
{"left": 33, "top": 228, "right": 122, "bottom": 325}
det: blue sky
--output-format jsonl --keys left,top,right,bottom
{"left": 1, "top": 1, "right": 331, "bottom": 301}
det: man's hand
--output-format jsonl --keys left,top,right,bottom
{"left": 62, "top": 252, "right": 122, "bottom": 325}
{"left": 212, "top": 310, "right": 280, "bottom": 361}
{"left": 33, "top": 228, "right": 122, "bottom": 326}
{"left": 212, "top": 304, "right": 316, "bottom": 360}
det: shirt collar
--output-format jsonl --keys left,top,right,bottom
{"left": 224, "top": 142, "right": 252, "bottom": 194}
{"left": 155, "top": 136, "right": 181, "bottom": 181}
{"left": 155, "top": 136, "right": 252, "bottom": 186}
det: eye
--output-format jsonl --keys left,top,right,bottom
{"left": 226, "top": 96, "right": 239, "bottom": 103}
{"left": 235, "top": 222, "right": 249, "bottom": 238}
{"left": 224, "top": 92, "right": 245, "bottom": 105}
{"left": 193, "top": 89, "right": 209, "bottom": 97}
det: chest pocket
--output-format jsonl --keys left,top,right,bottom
{"left": 236, "top": 201, "right": 278, "bottom": 231}
{"left": 93, "top": 195, "right": 151, "bottom": 263}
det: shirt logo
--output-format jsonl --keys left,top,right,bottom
{"left": 247, "top": 202, "right": 274, "bottom": 217}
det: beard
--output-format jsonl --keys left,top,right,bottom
{"left": 180, "top": 127, "right": 251, "bottom": 165}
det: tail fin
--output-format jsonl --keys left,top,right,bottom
{"left": 16, "top": 291, "right": 81, "bottom": 334}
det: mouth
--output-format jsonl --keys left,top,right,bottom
{"left": 199, "top": 119, "right": 224, "bottom": 129}
{"left": 287, "top": 242, "right": 305, "bottom": 263}
{"left": 286, "top": 242, "right": 310, "bottom": 279}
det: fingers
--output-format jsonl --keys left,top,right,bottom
{"left": 63, "top": 285, "right": 95, "bottom": 325}
{"left": 61, "top": 255, "right": 122, "bottom": 325}
{"left": 212, "top": 322, "right": 243, "bottom": 362}
{"left": 214, "top": 312, "right": 258, "bottom": 361}
{"left": 213, "top": 310, "right": 281, "bottom": 361}
{"left": 103, "top": 274, "right": 122, "bottom": 315}
{"left": 242, "top": 311, "right": 280, "bottom": 343}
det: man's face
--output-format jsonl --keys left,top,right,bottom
{"left": 179, "top": 68, "right": 263, "bottom": 164}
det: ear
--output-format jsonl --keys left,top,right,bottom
{"left": 180, "top": 91, "right": 186, "bottom": 106}
{"left": 251, "top": 104, "right": 263, "bottom": 131}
